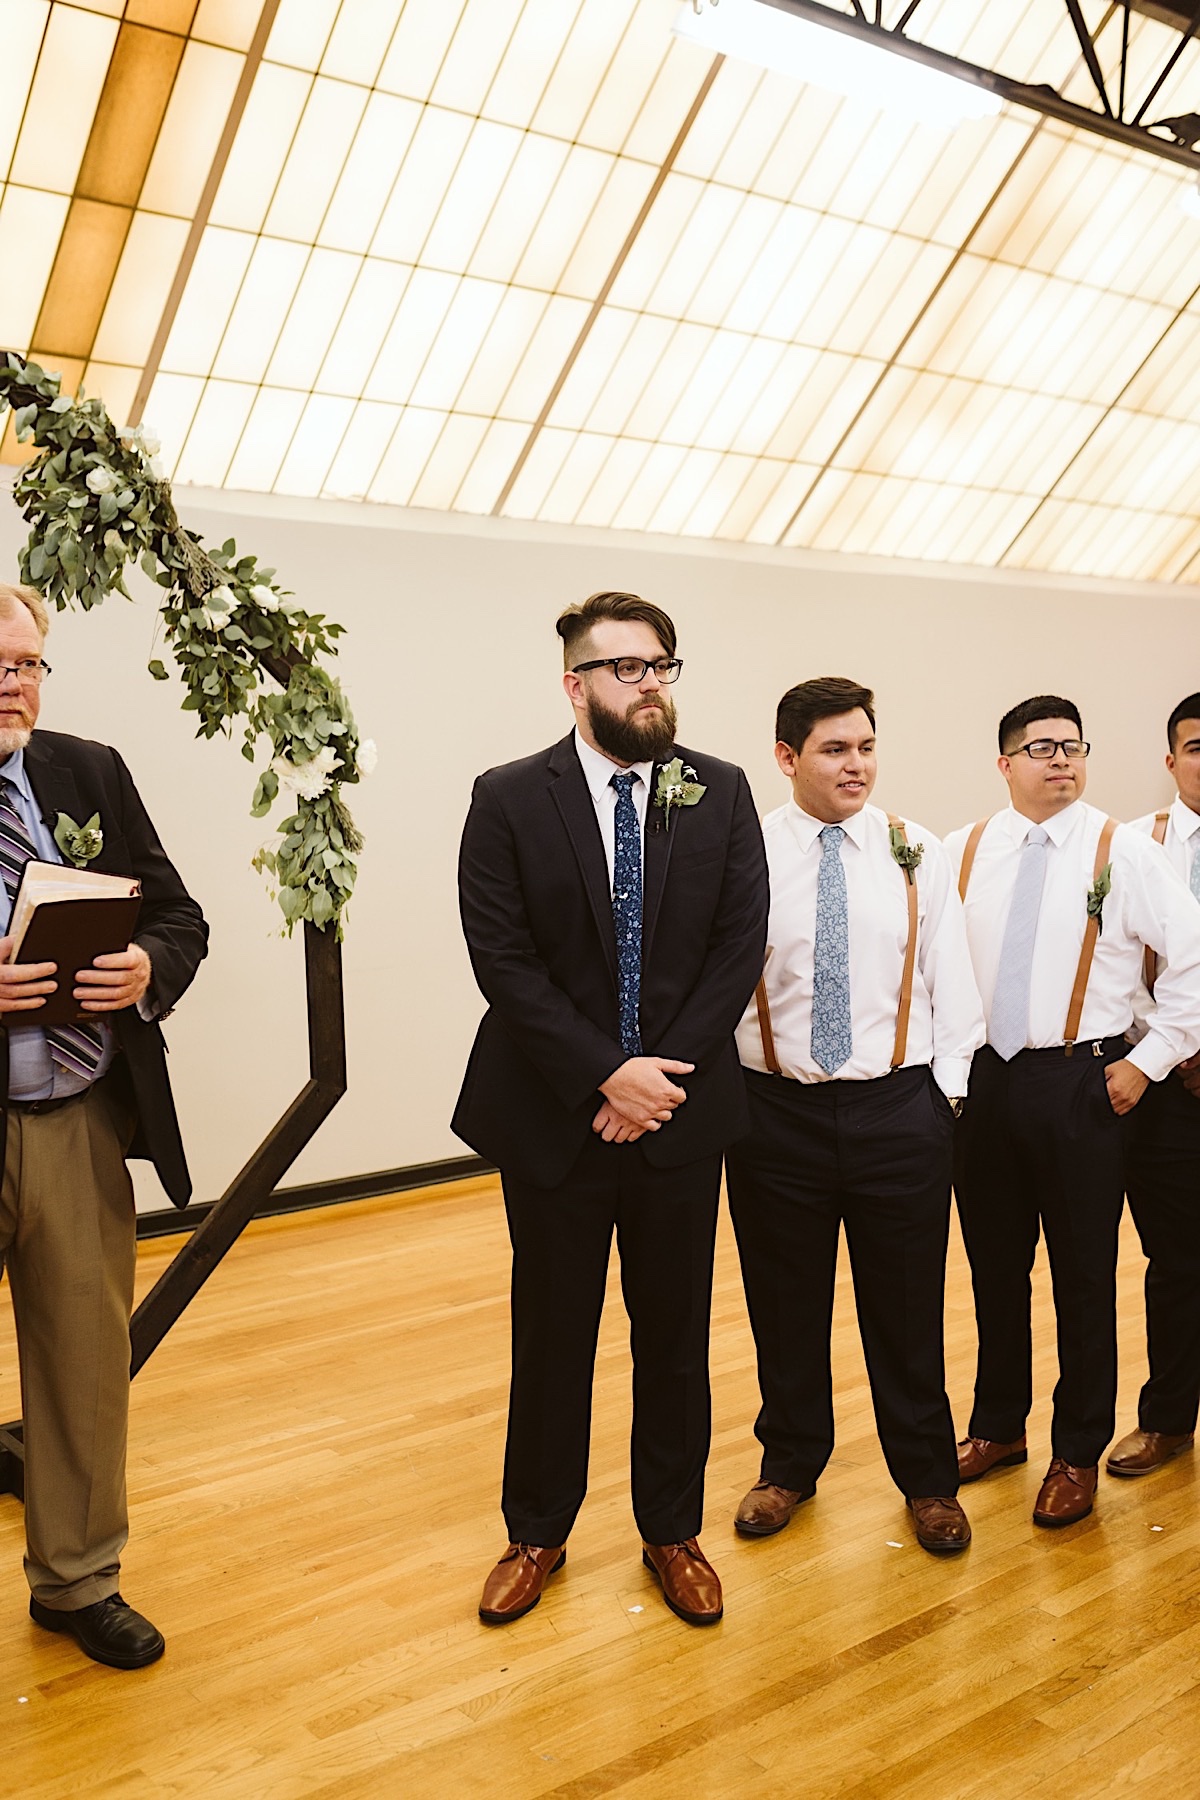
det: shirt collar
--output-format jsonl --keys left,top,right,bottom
{"left": 785, "top": 800, "right": 870, "bottom": 851}
{"left": 573, "top": 727, "right": 653, "bottom": 803}
{"left": 0, "top": 749, "right": 31, "bottom": 804}
{"left": 1171, "top": 795, "right": 1200, "bottom": 841}
{"left": 1002, "top": 799, "right": 1083, "bottom": 848}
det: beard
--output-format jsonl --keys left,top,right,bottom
{"left": 0, "top": 723, "right": 32, "bottom": 757}
{"left": 587, "top": 689, "right": 677, "bottom": 765}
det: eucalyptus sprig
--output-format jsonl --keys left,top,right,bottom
{"left": 1087, "top": 863, "right": 1112, "bottom": 935}
{"left": 888, "top": 824, "right": 924, "bottom": 885}
{"left": 0, "top": 352, "right": 364, "bottom": 935}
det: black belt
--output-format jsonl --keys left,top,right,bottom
{"left": 1009, "top": 1036, "right": 1128, "bottom": 1061}
{"left": 7, "top": 1089, "right": 92, "bottom": 1116}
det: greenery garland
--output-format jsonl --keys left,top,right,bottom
{"left": 0, "top": 353, "right": 367, "bottom": 934}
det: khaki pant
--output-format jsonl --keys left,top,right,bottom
{"left": 0, "top": 1079, "right": 136, "bottom": 1609}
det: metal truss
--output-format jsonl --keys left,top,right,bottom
{"left": 758, "top": 0, "right": 1200, "bottom": 173}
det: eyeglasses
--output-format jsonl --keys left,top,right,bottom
{"left": 0, "top": 659, "right": 51, "bottom": 687}
{"left": 1011, "top": 738, "right": 1089, "bottom": 760}
{"left": 571, "top": 657, "right": 683, "bottom": 684}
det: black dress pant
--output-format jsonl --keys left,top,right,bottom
{"left": 500, "top": 1135, "right": 721, "bottom": 1548}
{"left": 954, "top": 1040, "right": 1129, "bottom": 1468}
{"left": 1125, "top": 1071, "right": 1200, "bottom": 1436}
{"left": 726, "top": 1065, "right": 959, "bottom": 1500}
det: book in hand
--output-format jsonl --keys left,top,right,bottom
{"left": 7, "top": 860, "right": 142, "bottom": 1027}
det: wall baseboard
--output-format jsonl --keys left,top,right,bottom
{"left": 135, "top": 1154, "right": 496, "bottom": 1241}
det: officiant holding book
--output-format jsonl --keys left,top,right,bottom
{"left": 0, "top": 580, "right": 207, "bottom": 1670}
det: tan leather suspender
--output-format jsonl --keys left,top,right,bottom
{"left": 957, "top": 814, "right": 1119, "bottom": 1055}
{"left": 754, "top": 814, "right": 918, "bottom": 1076}
{"left": 1144, "top": 810, "right": 1170, "bottom": 995}
{"left": 889, "top": 815, "right": 919, "bottom": 1070}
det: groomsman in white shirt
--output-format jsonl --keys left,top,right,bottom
{"left": 948, "top": 695, "right": 1200, "bottom": 1528}
{"left": 728, "top": 677, "right": 985, "bottom": 1555}
{"left": 1108, "top": 692, "right": 1200, "bottom": 1479}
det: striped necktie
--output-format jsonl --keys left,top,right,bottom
{"left": 0, "top": 780, "right": 105, "bottom": 1079}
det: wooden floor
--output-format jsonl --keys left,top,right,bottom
{"left": 1, "top": 1178, "right": 1197, "bottom": 1798}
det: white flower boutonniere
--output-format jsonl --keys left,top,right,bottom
{"left": 888, "top": 824, "right": 924, "bottom": 885}
{"left": 54, "top": 811, "right": 104, "bottom": 866}
{"left": 1087, "top": 862, "right": 1113, "bottom": 934}
{"left": 653, "top": 757, "right": 706, "bottom": 831}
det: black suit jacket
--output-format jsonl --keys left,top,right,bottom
{"left": 453, "top": 733, "right": 768, "bottom": 1188}
{"left": 7, "top": 730, "right": 209, "bottom": 1207}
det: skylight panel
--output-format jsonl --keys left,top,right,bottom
{"left": 174, "top": 378, "right": 256, "bottom": 487}
{"left": 322, "top": 400, "right": 400, "bottom": 499}
{"left": 274, "top": 393, "right": 354, "bottom": 496}
{"left": 452, "top": 418, "right": 527, "bottom": 512}
{"left": 139, "top": 41, "right": 242, "bottom": 216}
{"left": 364, "top": 267, "right": 461, "bottom": 404}
{"left": 420, "top": 120, "right": 524, "bottom": 275}
{"left": 532, "top": 0, "right": 640, "bottom": 144}
{"left": 91, "top": 213, "right": 190, "bottom": 366}
{"left": 371, "top": 107, "right": 474, "bottom": 265}
{"left": 468, "top": 133, "right": 570, "bottom": 285}
{"left": 318, "top": 93, "right": 421, "bottom": 256}
{"left": 409, "top": 412, "right": 490, "bottom": 509}
{"left": 0, "top": 1, "right": 50, "bottom": 184}
{"left": 10, "top": 3, "right": 116, "bottom": 194}
{"left": 264, "top": 0, "right": 338, "bottom": 73}
{"left": 161, "top": 225, "right": 255, "bottom": 375}
{"left": 225, "top": 385, "right": 306, "bottom": 490}
{"left": 0, "top": 185, "right": 67, "bottom": 349}
{"left": 266, "top": 248, "right": 361, "bottom": 390}
{"left": 320, "top": 0, "right": 403, "bottom": 86}
{"left": 433, "top": 0, "right": 526, "bottom": 117}
{"left": 375, "top": 0, "right": 462, "bottom": 102}
{"left": 265, "top": 77, "right": 368, "bottom": 243}
{"left": 212, "top": 237, "right": 309, "bottom": 383}
{"left": 209, "top": 62, "right": 311, "bottom": 232}
{"left": 316, "top": 260, "right": 413, "bottom": 396}
{"left": 367, "top": 406, "right": 447, "bottom": 505}
{"left": 483, "top": 0, "right": 581, "bottom": 130}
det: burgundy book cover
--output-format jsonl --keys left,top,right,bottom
{"left": 17, "top": 895, "right": 142, "bottom": 1026}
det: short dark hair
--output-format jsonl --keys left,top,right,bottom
{"left": 555, "top": 591, "right": 676, "bottom": 669}
{"left": 775, "top": 677, "right": 876, "bottom": 752}
{"left": 998, "top": 694, "right": 1083, "bottom": 754}
{"left": 1168, "top": 692, "right": 1200, "bottom": 750}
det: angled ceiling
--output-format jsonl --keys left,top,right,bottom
{"left": 5, "top": 0, "right": 1200, "bottom": 581}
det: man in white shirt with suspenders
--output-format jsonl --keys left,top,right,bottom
{"left": 948, "top": 695, "right": 1200, "bottom": 1528}
{"left": 728, "top": 678, "right": 985, "bottom": 1554}
{"left": 1108, "top": 691, "right": 1200, "bottom": 1479}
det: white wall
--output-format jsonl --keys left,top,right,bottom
{"left": 1, "top": 478, "right": 1196, "bottom": 1210}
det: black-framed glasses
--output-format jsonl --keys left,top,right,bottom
{"left": 1012, "top": 737, "right": 1089, "bottom": 760}
{"left": 571, "top": 656, "right": 683, "bottom": 684}
{"left": 0, "top": 659, "right": 50, "bottom": 687}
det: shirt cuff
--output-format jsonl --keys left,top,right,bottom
{"left": 1127, "top": 1036, "right": 1177, "bottom": 1083}
{"left": 931, "top": 1057, "right": 971, "bottom": 1100}
{"left": 136, "top": 986, "right": 159, "bottom": 1024}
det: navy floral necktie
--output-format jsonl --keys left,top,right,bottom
{"left": 610, "top": 772, "right": 643, "bottom": 1058}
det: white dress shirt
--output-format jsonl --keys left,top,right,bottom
{"left": 573, "top": 727, "right": 652, "bottom": 885}
{"left": 735, "top": 801, "right": 985, "bottom": 1097}
{"left": 945, "top": 800, "right": 1200, "bottom": 1082}
{"left": 1129, "top": 794, "right": 1200, "bottom": 1043}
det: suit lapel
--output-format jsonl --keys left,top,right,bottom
{"left": 548, "top": 735, "right": 618, "bottom": 983}
{"left": 641, "top": 755, "right": 677, "bottom": 958}
{"left": 22, "top": 734, "right": 83, "bottom": 838}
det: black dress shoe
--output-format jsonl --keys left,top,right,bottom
{"left": 30, "top": 1594, "right": 165, "bottom": 1669}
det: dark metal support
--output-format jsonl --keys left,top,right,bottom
{"left": 760, "top": 0, "right": 1200, "bottom": 172}
{"left": 1064, "top": 0, "right": 1115, "bottom": 114}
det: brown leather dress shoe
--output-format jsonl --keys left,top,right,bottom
{"left": 906, "top": 1495, "right": 972, "bottom": 1555}
{"left": 957, "top": 1434, "right": 1027, "bottom": 1483}
{"left": 1106, "top": 1428, "right": 1194, "bottom": 1477}
{"left": 734, "top": 1479, "right": 815, "bottom": 1537}
{"left": 478, "top": 1543, "right": 565, "bottom": 1624}
{"left": 1033, "top": 1459, "right": 1097, "bottom": 1527}
{"left": 642, "top": 1538, "right": 723, "bottom": 1625}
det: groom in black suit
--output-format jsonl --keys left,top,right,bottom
{"left": 0, "top": 580, "right": 206, "bottom": 1670}
{"left": 454, "top": 591, "right": 767, "bottom": 1626}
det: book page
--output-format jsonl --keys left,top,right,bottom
{"left": 9, "top": 861, "right": 141, "bottom": 955}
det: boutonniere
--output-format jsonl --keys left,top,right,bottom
{"left": 1087, "top": 862, "right": 1112, "bottom": 934}
{"left": 54, "top": 810, "right": 104, "bottom": 867}
{"left": 653, "top": 758, "right": 706, "bottom": 831}
{"left": 889, "top": 824, "right": 924, "bottom": 885}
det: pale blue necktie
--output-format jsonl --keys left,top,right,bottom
{"left": 990, "top": 824, "right": 1049, "bottom": 1061}
{"left": 1190, "top": 841, "right": 1200, "bottom": 902}
{"left": 811, "top": 824, "right": 852, "bottom": 1075}
{"left": 610, "top": 772, "right": 643, "bottom": 1058}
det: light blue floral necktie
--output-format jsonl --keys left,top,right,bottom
{"left": 611, "top": 772, "right": 643, "bottom": 1058}
{"left": 811, "top": 824, "right": 852, "bottom": 1075}
{"left": 1190, "top": 841, "right": 1200, "bottom": 901}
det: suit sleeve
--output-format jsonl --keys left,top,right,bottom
{"left": 650, "top": 770, "right": 769, "bottom": 1069}
{"left": 458, "top": 773, "right": 626, "bottom": 1110}
{"left": 110, "top": 749, "right": 208, "bottom": 1015}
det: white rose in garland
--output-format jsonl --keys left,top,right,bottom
{"left": 0, "top": 352, "right": 365, "bottom": 936}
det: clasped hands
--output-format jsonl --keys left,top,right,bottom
{"left": 0, "top": 937, "right": 152, "bottom": 1014}
{"left": 592, "top": 1056, "right": 695, "bottom": 1144}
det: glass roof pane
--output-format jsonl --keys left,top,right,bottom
{"left": 209, "top": 62, "right": 311, "bottom": 232}
{"left": 535, "top": 430, "right": 614, "bottom": 524}
{"left": 496, "top": 291, "right": 590, "bottom": 420}
{"left": 322, "top": 399, "right": 400, "bottom": 499}
{"left": 0, "top": 185, "right": 68, "bottom": 350}
{"left": 364, "top": 267, "right": 460, "bottom": 403}
{"left": 192, "top": 0, "right": 258, "bottom": 52}
{"left": 264, "top": 0, "right": 339, "bottom": 72}
{"left": 9, "top": 4, "right": 117, "bottom": 194}
{"left": 81, "top": 360, "right": 140, "bottom": 424}
{"left": 275, "top": 392, "right": 355, "bottom": 496}
{"left": 646, "top": 446, "right": 725, "bottom": 535}
{"left": 161, "top": 225, "right": 256, "bottom": 376}
{"left": 514, "top": 143, "right": 619, "bottom": 293}
{"left": 708, "top": 455, "right": 791, "bottom": 541}
{"left": 432, "top": 0, "right": 526, "bottom": 117}
{"left": 316, "top": 259, "right": 412, "bottom": 396}
{"left": 371, "top": 106, "right": 474, "bottom": 264}
{"left": 574, "top": 436, "right": 655, "bottom": 528}
{"left": 211, "top": 237, "right": 310, "bottom": 382}
{"left": 320, "top": 0, "right": 403, "bottom": 86}
{"left": 611, "top": 441, "right": 689, "bottom": 531}
{"left": 484, "top": 0, "right": 581, "bottom": 130}
{"left": 0, "top": 2, "right": 50, "bottom": 184}
{"left": 91, "top": 211, "right": 191, "bottom": 365}
{"left": 421, "top": 120, "right": 524, "bottom": 274}
{"left": 143, "top": 370, "right": 205, "bottom": 474}
{"left": 376, "top": 0, "right": 465, "bottom": 103}
{"left": 468, "top": 132, "right": 570, "bottom": 284}
{"left": 225, "top": 385, "right": 307, "bottom": 490}
{"left": 367, "top": 406, "right": 447, "bottom": 505}
{"left": 175, "top": 377, "right": 257, "bottom": 487}
{"left": 265, "top": 77, "right": 368, "bottom": 243}
{"left": 532, "top": 0, "right": 639, "bottom": 143}
{"left": 318, "top": 93, "right": 421, "bottom": 255}
{"left": 409, "top": 278, "right": 505, "bottom": 410}
{"left": 452, "top": 417, "right": 528, "bottom": 513}
{"left": 409, "top": 412, "right": 490, "bottom": 509}
{"left": 139, "top": 41, "right": 243, "bottom": 217}
{"left": 266, "top": 248, "right": 361, "bottom": 389}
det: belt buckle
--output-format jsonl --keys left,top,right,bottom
{"left": 1092, "top": 1041, "right": 1105, "bottom": 1057}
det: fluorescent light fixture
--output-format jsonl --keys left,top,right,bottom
{"left": 674, "top": 0, "right": 1001, "bottom": 129}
